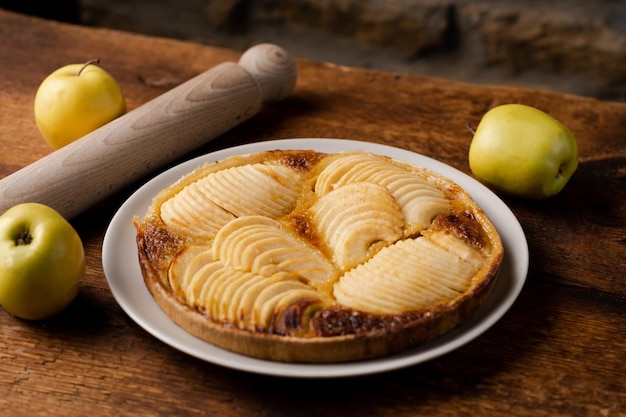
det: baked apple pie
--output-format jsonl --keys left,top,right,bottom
{"left": 134, "top": 149, "right": 503, "bottom": 363}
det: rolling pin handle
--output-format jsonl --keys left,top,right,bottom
{"left": 238, "top": 43, "right": 297, "bottom": 103}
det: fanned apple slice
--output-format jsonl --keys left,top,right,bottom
{"left": 184, "top": 261, "right": 223, "bottom": 308}
{"left": 380, "top": 174, "right": 452, "bottom": 234}
{"left": 251, "top": 279, "right": 312, "bottom": 328}
{"left": 310, "top": 182, "right": 404, "bottom": 270}
{"left": 205, "top": 268, "right": 256, "bottom": 322}
{"left": 426, "top": 229, "right": 486, "bottom": 267}
{"left": 212, "top": 215, "right": 338, "bottom": 287}
{"left": 314, "top": 153, "right": 373, "bottom": 195}
{"left": 160, "top": 185, "right": 236, "bottom": 239}
{"left": 168, "top": 245, "right": 207, "bottom": 299}
{"left": 211, "top": 215, "right": 277, "bottom": 270}
{"left": 181, "top": 250, "right": 215, "bottom": 292}
{"left": 334, "top": 237, "right": 484, "bottom": 314}
{"left": 227, "top": 274, "right": 267, "bottom": 327}
{"left": 314, "top": 152, "right": 451, "bottom": 233}
{"left": 237, "top": 276, "right": 277, "bottom": 331}
{"left": 256, "top": 255, "right": 332, "bottom": 286}
{"left": 235, "top": 272, "right": 318, "bottom": 331}
{"left": 160, "top": 163, "right": 302, "bottom": 239}
{"left": 204, "top": 163, "right": 301, "bottom": 217}
{"left": 219, "top": 270, "right": 262, "bottom": 323}
{"left": 257, "top": 287, "right": 327, "bottom": 334}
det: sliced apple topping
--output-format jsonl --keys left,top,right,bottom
{"left": 226, "top": 274, "right": 267, "bottom": 327}
{"left": 425, "top": 229, "right": 486, "bottom": 266}
{"left": 184, "top": 260, "right": 224, "bottom": 308}
{"left": 333, "top": 235, "right": 485, "bottom": 314}
{"left": 309, "top": 182, "right": 404, "bottom": 270}
{"left": 205, "top": 164, "right": 301, "bottom": 217}
{"left": 231, "top": 272, "right": 328, "bottom": 332}
{"left": 382, "top": 172, "right": 452, "bottom": 235}
{"left": 314, "top": 152, "right": 451, "bottom": 234}
{"left": 212, "top": 215, "right": 338, "bottom": 288}
{"left": 204, "top": 267, "right": 257, "bottom": 322}
{"left": 160, "top": 163, "right": 302, "bottom": 239}
{"left": 252, "top": 278, "right": 312, "bottom": 329}
{"left": 166, "top": 215, "right": 337, "bottom": 332}
{"left": 160, "top": 190, "right": 233, "bottom": 239}
{"left": 168, "top": 245, "right": 209, "bottom": 299}
{"left": 261, "top": 288, "right": 328, "bottom": 336}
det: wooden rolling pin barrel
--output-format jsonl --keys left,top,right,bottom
{"left": 0, "top": 43, "right": 297, "bottom": 219}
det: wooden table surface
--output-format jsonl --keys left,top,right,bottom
{"left": 1, "top": 9, "right": 624, "bottom": 417}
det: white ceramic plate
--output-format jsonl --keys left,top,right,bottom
{"left": 102, "top": 138, "right": 528, "bottom": 378}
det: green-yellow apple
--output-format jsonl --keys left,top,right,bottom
{"left": 468, "top": 103, "right": 578, "bottom": 199}
{"left": 0, "top": 203, "right": 85, "bottom": 320}
{"left": 34, "top": 59, "right": 126, "bottom": 149}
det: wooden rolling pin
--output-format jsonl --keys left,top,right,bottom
{"left": 0, "top": 43, "right": 297, "bottom": 219}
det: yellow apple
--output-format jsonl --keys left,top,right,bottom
{"left": 34, "top": 59, "right": 126, "bottom": 149}
{"left": 0, "top": 203, "right": 85, "bottom": 320}
{"left": 468, "top": 104, "right": 579, "bottom": 199}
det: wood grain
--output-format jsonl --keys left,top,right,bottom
{"left": 0, "top": 9, "right": 624, "bottom": 417}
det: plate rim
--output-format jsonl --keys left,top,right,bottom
{"left": 102, "top": 138, "right": 528, "bottom": 378}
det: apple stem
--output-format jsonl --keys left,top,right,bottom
{"left": 465, "top": 122, "right": 476, "bottom": 135}
{"left": 78, "top": 58, "right": 100, "bottom": 76}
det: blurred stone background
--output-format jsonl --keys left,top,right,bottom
{"left": 3, "top": 0, "right": 626, "bottom": 102}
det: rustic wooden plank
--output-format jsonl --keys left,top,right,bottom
{"left": 0, "top": 9, "right": 624, "bottom": 417}
{"left": 1, "top": 277, "right": 623, "bottom": 415}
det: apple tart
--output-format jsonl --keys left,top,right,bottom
{"left": 134, "top": 149, "right": 503, "bottom": 363}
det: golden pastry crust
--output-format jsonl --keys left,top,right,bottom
{"left": 134, "top": 149, "right": 503, "bottom": 363}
